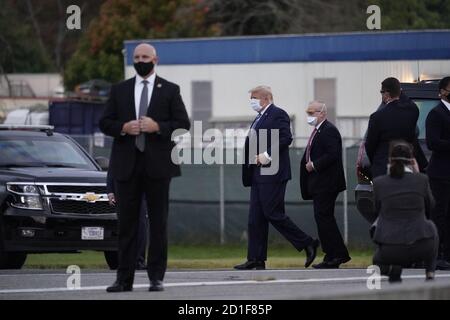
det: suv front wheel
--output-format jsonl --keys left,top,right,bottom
{"left": 0, "top": 224, "right": 27, "bottom": 269}
{"left": 0, "top": 251, "right": 27, "bottom": 269}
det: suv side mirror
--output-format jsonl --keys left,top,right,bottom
{"left": 95, "top": 156, "right": 109, "bottom": 171}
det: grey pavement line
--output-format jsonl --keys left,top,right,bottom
{"left": 1, "top": 274, "right": 450, "bottom": 295}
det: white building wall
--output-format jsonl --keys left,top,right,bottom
{"left": 125, "top": 59, "right": 450, "bottom": 139}
{"left": 0, "top": 73, "right": 62, "bottom": 97}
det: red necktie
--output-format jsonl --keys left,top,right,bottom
{"left": 306, "top": 128, "right": 317, "bottom": 162}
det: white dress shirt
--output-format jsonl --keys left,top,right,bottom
{"left": 252, "top": 104, "right": 272, "bottom": 164}
{"left": 134, "top": 72, "right": 156, "bottom": 119}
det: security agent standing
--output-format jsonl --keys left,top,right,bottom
{"left": 365, "top": 77, "right": 422, "bottom": 178}
{"left": 300, "top": 101, "right": 350, "bottom": 269}
{"left": 100, "top": 43, "right": 190, "bottom": 292}
{"left": 235, "top": 86, "right": 319, "bottom": 270}
{"left": 369, "top": 92, "right": 428, "bottom": 173}
{"left": 426, "top": 76, "right": 450, "bottom": 270}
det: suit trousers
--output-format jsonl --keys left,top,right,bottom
{"left": 312, "top": 192, "right": 349, "bottom": 261}
{"left": 136, "top": 197, "right": 149, "bottom": 266}
{"left": 373, "top": 235, "right": 439, "bottom": 273}
{"left": 115, "top": 151, "right": 170, "bottom": 285}
{"left": 247, "top": 181, "right": 313, "bottom": 261}
{"left": 429, "top": 179, "right": 450, "bottom": 260}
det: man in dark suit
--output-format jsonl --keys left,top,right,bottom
{"left": 300, "top": 101, "right": 350, "bottom": 269}
{"left": 235, "top": 86, "right": 319, "bottom": 270}
{"left": 426, "top": 76, "right": 450, "bottom": 270}
{"left": 369, "top": 92, "right": 428, "bottom": 173}
{"left": 365, "top": 77, "right": 424, "bottom": 178}
{"left": 99, "top": 43, "right": 190, "bottom": 292}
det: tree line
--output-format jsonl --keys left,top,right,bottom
{"left": 0, "top": 0, "right": 449, "bottom": 90}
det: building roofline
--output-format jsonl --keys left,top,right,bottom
{"left": 124, "top": 29, "right": 450, "bottom": 44}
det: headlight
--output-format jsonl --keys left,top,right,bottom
{"left": 7, "top": 183, "right": 40, "bottom": 195}
{"left": 6, "top": 183, "right": 43, "bottom": 210}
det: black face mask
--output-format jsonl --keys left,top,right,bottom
{"left": 134, "top": 61, "right": 154, "bottom": 77}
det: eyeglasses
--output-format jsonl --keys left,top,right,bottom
{"left": 306, "top": 110, "right": 322, "bottom": 116}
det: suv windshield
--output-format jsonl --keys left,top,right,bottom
{"left": 0, "top": 136, "right": 97, "bottom": 170}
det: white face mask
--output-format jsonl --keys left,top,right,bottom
{"left": 307, "top": 116, "right": 318, "bottom": 126}
{"left": 306, "top": 105, "right": 325, "bottom": 126}
{"left": 250, "top": 98, "right": 262, "bottom": 112}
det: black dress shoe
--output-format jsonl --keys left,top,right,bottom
{"left": 149, "top": 280, "right": 164, "bottom": 292}
{"left": 304, "top": 239, "right": 320, "bottom": 268}
{"left": 136, "top": 262, "right": 147, "bottom": 270}
{"left": 312, "top": 261, "right": 333, "bottom": 269}
{"left": 234, "top": 260, "right": 265, "bottom": 270}
{"left": 312, "top": 256, "right": 351, "bottom": 269}
{"left": 106, "top": 281, "right": 133, "bottom": 293}
{"left": 425, "top": 271, "right": 435, "bottom": 281}
{"left": 388, "top": 265, "right": 402, "bottom": 283}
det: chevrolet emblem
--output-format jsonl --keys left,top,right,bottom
{"left": 83, "top": 193, "right": 100, "bottom": 203}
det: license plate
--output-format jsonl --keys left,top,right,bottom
{"left": 81, "top": 227, "right": 104, "bottom": 240}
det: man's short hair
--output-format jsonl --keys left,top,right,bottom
{"left": 439, "top": 77, "right": 450, "bottom": 91}
{"left": 249, "top": 85, "right": 273, "bottom": 101}
{"left": 307, "top": 101, "right": 327, "bottom": 114}
{"left": 381, "top": 77, "right": 401, "bottom": 98}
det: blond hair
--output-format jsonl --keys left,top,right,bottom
{"left": 249, "top": 85, "right": 274, "bottom": 102}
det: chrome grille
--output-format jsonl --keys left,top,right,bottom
{"left": 47, "top": 185, "right": 107, "bottom": 194}
{"left": 38, "top": 183, "right": 115, "bottom": 216}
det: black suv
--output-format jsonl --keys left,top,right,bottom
{"left": 355, "top": 80, "right": 440, "bottom": 223}
{"left": 0, "top": 125, "right": 118, "bottom": 269}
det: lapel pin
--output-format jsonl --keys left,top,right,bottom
{"left": 157, "top": 83, "right": 162, "bottom": 88}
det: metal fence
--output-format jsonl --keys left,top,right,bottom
{"left": 71, "top": 134, "right": 372, "bottom": 248}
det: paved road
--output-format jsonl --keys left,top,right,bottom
{"left": 1, "top": 268, "right": 450, "bottom": 300}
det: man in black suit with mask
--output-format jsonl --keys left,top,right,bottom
{"left": 300, "top": 101, "right": 350, "bottom": 269}
{"left": 369, "top": 92, "right": 428, "bottom": 173}
{"left": 365, "top": 77, "right": 422, "bottom": 178}
{"left": 100, "top": 43, "right": 190, "bottom": 292}
{"left": 426, "top": 76, "right": 450, "bottom": 270}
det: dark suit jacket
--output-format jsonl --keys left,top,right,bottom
{"left": 99, "top": 76, "right": 190, "bottom": 181}
{"left": 365, "top": 94, "right": 428, "bottom": 174}
{"left": 106, "top": 167, "right": 114, "bottom": 194}
{"left": 365, "top": 99, "right": 423, "bottom": 178}
{"left": 426, "top": 101, "right": 450, "bottom": 180}
{"left": 242, "top": 104, "right": 293, "bottom": 187}
{"left": 300, "top": 120, "right": 346, "bottom": 200}
{"left": 372, "top": 173, "right": 436, "bottom": 245}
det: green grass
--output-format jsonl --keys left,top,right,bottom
{"left": 24, "top": 245, "right": 374, "bottom": 269}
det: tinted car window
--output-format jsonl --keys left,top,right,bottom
{"left": 414, "top": 99, "right": 440, "bottom": 139}
{"left": 0, "top": 136, "right": 97, "bottom": 170}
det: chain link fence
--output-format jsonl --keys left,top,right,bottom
{"left": 71, "top": 134, "right": 373, "bottom": 249}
